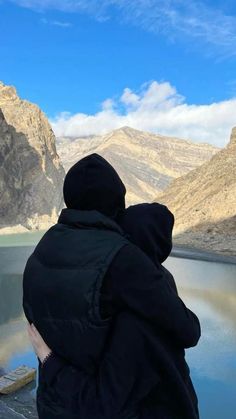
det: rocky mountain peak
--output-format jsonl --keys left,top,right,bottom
{"left": 57, "top": 126, "right": 218, "bottom": 205}
{"left": 109, "top": 126, "right": 139, "bottom": 138}
{"left": 0, "top": 108, "right": 4, "bottom": 122}
{"left": 0, "top": 81, "right": 18, "bottom": 102}
{"left": 155, "top": 127, "right": 236, "bottom": 255}
{"left": 0, "top": 82, "right": 65, "bottom": 233}
{"left": 116, "top": 126, "right": 136, "bottom": 133}
{"left": 228, "top": 126, "right": 236, "bottom": 148}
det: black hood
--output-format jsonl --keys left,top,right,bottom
{"left": 119, "top": 203, "right": 174, "bottom": 264}
{"left": 63, "top": 153, "right": 126, "bottom": 218}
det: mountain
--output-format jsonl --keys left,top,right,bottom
{"left": 155, "top": 127, "right": 236, "bottom": 255}
{"left": 0, "top": 82, "right": 65, "bottom": 234}
{"left": 57, "top": 126, "right": 218, "bottom": 205}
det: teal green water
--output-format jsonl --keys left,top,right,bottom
{"left": 0, "top": 232, "right": 236, "bottom": 418}
{"left": 0, "top": 230, "right": 47, "bottom": 247}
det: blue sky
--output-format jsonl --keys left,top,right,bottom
{"left": 1, "top": 0, "right": 236, "bottom": 146}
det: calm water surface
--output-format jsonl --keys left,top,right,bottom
{"left": 0, "top": 232, "right": 236, "bottom": 418}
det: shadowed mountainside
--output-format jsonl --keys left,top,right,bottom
{"left": 0, "top": 82, "right": 65, "bottom": 233}
{"left": 155, "top": 127, "right": 236, "bottom": 255}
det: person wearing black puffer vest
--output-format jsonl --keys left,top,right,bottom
{"left": 23, "top": 154, "right": 200, "bottom": 419}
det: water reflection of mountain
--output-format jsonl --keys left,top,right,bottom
{"left": 181, "top": 286, "right": 236, "bottom": 385}
{"left": 0, "top": 272, "right": 29, "bottom": 366}
{"left": 1, "top": 243, "right": 236, "bottom": 419}
{"left": 0, "top": 274, "right": 24, "bottom": 325}
{"left": 0, "top": 246, "right": 33, "bottom": 368}
{"left": 0, "top": 319, "right": 29, "bottom": 366}
{"left": 180, "top": 287, "right": 236, "bottom": 327}
{"left": 165, "top": 256, "right": 236, "bottom": 295}
{"left": 0, "top": 245, "right": 34, "bottom": 325}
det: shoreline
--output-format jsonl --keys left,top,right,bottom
{"left": 0, "top": 230, "right": 236, "bottom": 264}
{"left": 171, "top": 245, "right": 236, "bottom": 264}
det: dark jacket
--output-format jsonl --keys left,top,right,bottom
{"left": 23, "top": 209, "right": 129, "bottom": 373}
{"left": 23, "top": 154, "right": 200, "bottom": 419}
{"left": 119, "top": 203, "right": 199, "bottom": 418}
{"left": 36, "top": 212, "right": 200, "bottom": 418}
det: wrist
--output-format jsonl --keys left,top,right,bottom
{"left": 41, "top": 350, "right": 53, "bottom": 366}
{"left": 40, "top": 353, "right": 67, "bottom": 385}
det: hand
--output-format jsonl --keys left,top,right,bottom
{"left": 27, "top": 322, "right": 52, "bottom": 363}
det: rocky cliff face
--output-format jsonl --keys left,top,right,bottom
{"left": 57, "top": 126, "right": 218, "bottom": 205}
{"left": 155, "top": 128, "right": 236, "bottom": 255}
{"left": 228, "top": 126, "right": 236, "bottom": 149}
{"left": 0, "top": 82, "right": 65, "bottom": 233}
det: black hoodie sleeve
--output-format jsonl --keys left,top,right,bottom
{"left": 103, "top": 243, "right": 201, "bottom": 349}
{"left": 40, "top": 311, "right": 159, "bottom": 418}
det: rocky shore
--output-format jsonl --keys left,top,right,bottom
{"left": 171, "top": 243, "right": 236, "bottom": 264}
{"left": 0, "top": 381, "right": 38, "bottom": 419}
{"left": 172, "top": 231, "right": 236, "bottom": 259}
{"left": 0, "top": 227, "right": 236, "bottom": 259}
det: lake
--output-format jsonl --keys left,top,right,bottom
{"left": 0, "top": 232, "right": 236, "bottom": 418}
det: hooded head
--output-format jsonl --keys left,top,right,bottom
{"left": 119, "top": 203, "right": 174, "bottom": 264}
{"left": 63, "top": 153, "right": 126, "bottom": 218}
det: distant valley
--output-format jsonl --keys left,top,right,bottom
{"left": 0, "top": 81, "right": 235, "bottom": 257}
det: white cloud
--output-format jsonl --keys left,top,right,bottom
{"left": 121, "top": 0, "right": 236, "bottom": 55}
{"left": 50, "top": 80, "right": 236, "bottom": 147}
{"left": 8, "top": 0, "right": 110, "bottom": 16}
{"left": 8, "top": 0, "right": 236, "bottom": 55}
{"left": 120, "top": 88, "right": 140, "bottom": 109}
{"left": 49, "top": 20, "right": 72, "bottom": 28}
{"left": 40, "top": 18, "right": 72, "bottom": 27}
{"left": 101, "top": 98, "right": 115, "bottom": 111}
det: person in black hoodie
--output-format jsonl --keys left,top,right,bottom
{"left": 119, "top": 203, "right": 199, "bottom": 418}
{"left": 28, "top": 202, "right": 200, "bottom": 419}
{"left": 24, "top": 154, "right": 200, "bottom": 419}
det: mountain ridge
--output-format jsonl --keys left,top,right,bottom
{"left": 0, "top": 81, "right": 65, "bottom": 234}
{"left": 155, "top": 127, "right": 236, "bottom": 255}
{"left": 57, "top": 126, "right": 218, "bottom": 205}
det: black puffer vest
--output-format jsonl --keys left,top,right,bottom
{"left": 23, "top": 208, "right": 130, "bottom": 418}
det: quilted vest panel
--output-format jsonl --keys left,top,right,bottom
{"left": 23, "top": 210, "right": 129, "bottom": 373}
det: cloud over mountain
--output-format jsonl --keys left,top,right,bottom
{"left": 51, "top": 81, "right": 236, "bottom": 147}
